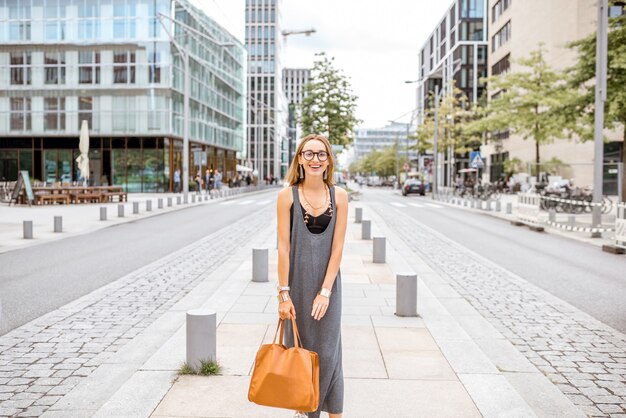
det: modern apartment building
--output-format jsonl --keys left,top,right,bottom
{"left": 0, "top": 0, "right": 246, "bottom": 192}
{"left": 245, "top": 0, "right": 288, "bottom": 180}
{"left": 283, "top": 67, "right": 310, "bottom": 165}
{"left": 416, "top": 0, "right": 489, "bottom": 185}
{"left": 354, "top": 122, "right": 417, "bottom": 164}
{"left": 482, "top": 0, "right": 623, "bottom": 192}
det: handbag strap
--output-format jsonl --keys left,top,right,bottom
{"left": 273, "top": 318, "right": 304, "bottom": 348}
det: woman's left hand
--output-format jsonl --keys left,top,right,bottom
{"left": 311, "top": 294, "right": 330, "bottom": 321}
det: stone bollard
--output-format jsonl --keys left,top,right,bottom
{"left": 252, "top": 248, "right": 269, "bottom": 283}
{"left": 395, "top": 273, "right": 418, "bottom": 317}
{"left": 355, "top": 207, "right": 363, "bottom": 224}
{"left": 496, "top": 200, "right": 501, "bottom": 212}
{"left": 191, "top": 195, "right": 196, "bottom": 203}
{"left": 210, "top": 192, "right": 214, "bottom": 200}
{"left": 146, "top": 200, "right": 152, "bottom": 212}
{"left": 118, "top": 204, "right": 124, "bottom": 218}
{"left": 204, "top": 195, "right": 208, "bottom": 201}
{"left": 549, "top": 209, "right": 556, "bottom": 222}
{"left": 486, "top": 200, "right": 492, "bottom": 211}
{"left": 168, "top": 197, "right": 172, "bottom": 207}
{"left": 100, "top": 207, "right": 107, "bottom": 221}
{"left": 184, "top": 196, "right": 189, "bottom": 204}
{"left": 54, "top": 216, "right": 62, "bottom": 233}
{"left": 506, "top": 202, "right": 512, "bottom": 214}
{"left": 133, "top": 201, "right": 139, "bottom": 214}
{"left": 177, "top": 196, "right": 182, "bottom": 205}
{"left": 158, "top": 198, "right": 163, "bottom": 209}
{"left": 373, "top": 237, "right": 386, "bottom": 263}
{"left": 464, "top": 200, "right": 468, "bottom": 207}
{"left": 361, "top": 220, "right": 371, "bottom": 240}
{"left": 471, "top": 199, "right": 475, "bottom": 209}
{"left": 568, "top": 215, "right": 576, "bottom": 227}
{"left": 23, "top": 221, "right": 33, "bottom": 239}
{"left": 186, "top": 310, "right": 217, "bottom": 373}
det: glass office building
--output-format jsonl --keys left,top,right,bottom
{"left": 0, "top": 0, "right": 246, "bottom": 192}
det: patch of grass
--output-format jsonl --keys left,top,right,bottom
{"left": 177, "top": 359, "right": 221, "bottom": 376}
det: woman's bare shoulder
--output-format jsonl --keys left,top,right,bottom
{"left": 277, "top": 186, "right": 294, "bottom": 205}
{"left": 333, "top": 185, "right": 349, "bottom": 202}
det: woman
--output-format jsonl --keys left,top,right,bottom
{"left": 276, "top": 134, "right": 348, "bottom": 418}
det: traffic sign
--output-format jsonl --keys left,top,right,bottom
{"left": 470, "top": 151, "right": 484, "bottom": 169}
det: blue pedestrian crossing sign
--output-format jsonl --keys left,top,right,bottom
{"left": 470, "top": 151, "right": 484, "bottom": 169}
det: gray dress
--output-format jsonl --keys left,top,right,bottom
{"left": 284, "top": 185, "right": 344, "bottom": 417}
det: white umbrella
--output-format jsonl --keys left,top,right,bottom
{"left": 76, "top": 120, "right": 90, "bottom": 184}
{"left": 236, "top": 164, "right": 253, "bottom": 172}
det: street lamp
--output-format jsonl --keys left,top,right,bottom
{"left": 157, "top": 12, "right": 236, "bottom": 201}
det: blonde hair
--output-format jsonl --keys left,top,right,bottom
{"left": 286, "top": 134, "right": 335, "bottom": 186}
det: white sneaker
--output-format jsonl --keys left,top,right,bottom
{"left": 293, "top": 413, "right": 307, "bottom": 418}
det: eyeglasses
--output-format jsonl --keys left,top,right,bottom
{"left": 301, "top": 150, "right": 329, "bottom": 162}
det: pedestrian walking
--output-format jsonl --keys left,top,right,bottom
{"left": 173, "top": 168, "right": 181, "bottom": 193}
{"left": 194, "top": 170, "right": 201, "bottom": 195}
{"left": 214, "top": 169, "right": 222, "bottom": 190}
{"left": 245, "top": 174, "right": 251, "bottom": 186}
{"left": 274, "top": 134, "right": 348, "bottom": 418}
{"left": 205, "top": 169, "right": 211, "bottom": 194}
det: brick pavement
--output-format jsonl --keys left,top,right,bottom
{"left": 372, "top": 202, "right": 626, "bottom": 417}
{"left": 0, "top": 203, "right": 274, "bottom": 417}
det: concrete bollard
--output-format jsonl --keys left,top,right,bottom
{"left": 549, "top": 209, "right": 556, "bottom": 222}
{"left": 568, "top": 215, "right": 576, "bottom": 227}
{"left": 464, "top": 200, "right": 468, "bottom": 207}
{"left": 158, "top": 198, "right": 163, "bottom": 209}
{"left": 252, "top": 248, "right": 269, "bottom": 283}
{"left": 23, "top": 220, "right": 33, "bottom": 239}
{"left": 177, "top": 196, "right": 182, "bottom": 205}
{"left": 168, "top": 197, "right": 172, "bottom": 207}
{"left": 54, "top": 216, "right": 62, "bottom": 233}
{"left": 362, "top": 220, "right": 372, "bottom": 240}
{"left": 133, "top": 201, "right": 139, "bottom": 214}
{"left": 186, "top": 310, "right": 217, "bottom": 372}
{"left": 355, "top": 207, "right": 363, "bottom": 224}
{"left": 100, "top": 207, "right": 107, "bottom": 221}
{"left": 204, "top": 195, "right": 208, "bottom": 201}
{"left": 118, "top": 204, "right": 124, "bottom": 218}
{"left": 486, "top": 200, "right": 492, "bottom": 211}
{"left": 184, "top": 196, "right": 189, "bottom": 204}
{"left": 471, "top": 199, "right": 475, "bottom": 209}
{"left": 373, "top": 236, "right": 386, "bottom": 263}
{"left": 506, "top": 202, "right": 512, "bottom": 214}
{"left": 395, "top": 273, "right": 418, "bottom": 317}
{"left": 191, "top": 195, "right": 196, "bottom": 203}
{"left": 496, "top": 200, "right": 501, "bottom": 212}
{"left": 146, "top": 200, "right": 152, "bottom": 211}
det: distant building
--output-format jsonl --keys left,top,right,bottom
{"left": 354, "top": 122, "right": 418, "bottom": 163}
{"left": 416, "top": 0, "right": 489, "bottom": 186}
{"left": 245, "top": 0, "right": 288, "bottom": 180}
{"left": 283, "top": 68, "right": 310, "bottom": 165}
{"left": 0, "top": 0, "right": 246, "bottom": 191}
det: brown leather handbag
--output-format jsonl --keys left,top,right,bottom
{"left": 248, "top": 318, "right": 320, "bottom": 412}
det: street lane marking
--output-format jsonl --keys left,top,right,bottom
{"left": 236, "top": 200, "right": 255, "bottom": 205}
{"left": 390, "top": 202, "right": 407, "bottom": 208}
{"left": 408, "top": 203, "right": 425, "bottom": 208}
{"left": 257, "top": 199, "right": 273, "bottom": 205}
{"left": 220, "top": 201, "right": 237, "bottom": 205}
{"left": 425, "top": 203, "right": 443, "bottom": 208}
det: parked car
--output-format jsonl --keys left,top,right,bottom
{"left": 402, "top": 179, "right": 425, "bottom": 196}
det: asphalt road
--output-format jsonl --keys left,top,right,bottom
{"left": 0, "top": 191, "right": 277, "bottom": 336}
{"left": 361, "top": 187, "right": 626, "bottom": 334}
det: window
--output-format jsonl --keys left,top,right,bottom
{"left": 492, "top": 20, "right": 511, "bottom": 52}
{"left": 461, "top": 0, "right": 484, "bottom": 18}
{"left": 78, "top": 97, "right": 93, "bottom": 130}
{"left": 44, "top": 0, "right": 67, "bottom": 40}
{"left": 492, "top": 54, "right": 510, "bottom": 75}
{"left": 10, "top": 52, "right": 31, "bottom": 85}
{"left": 45, "top": 98, "right": 66, "bottom": 130}
{"left": 113, "top": 0, "right": 137, "bottom": 39}
{"left": 79, "top": 51, "right": 100, "bottom": 84}
{"left": 9, "top": 1, "right": 31, "bottom": 41}
{"left": 78, "top": 0, "right": 100, "bottom": 40}
{"left": 10, "top": 98, "right": 31, "bottom": 131}
{"left": 461, "top": 21, "right": 483, "bottom": 41}
{"left": 492, "top": 0, "right": 512, "bottom": 23}
{"left": 113, "top": 51, "right": 136, "bottom": 84}
{"left": 148, "top": 51, "right": 161, "bottom": 83}
{"left": 44, "top": 52, "right": 66, "bottom": 85}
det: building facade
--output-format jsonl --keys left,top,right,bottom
{"left": 416, "top": 0, "right": 489, "bottom": 186}
{"left": 354, "top": 122, "right": 417, "bottom": 164}
{"left": 245, "top": 0, "right": 288, "bottom": 181}
{"left": 282, "top": 67, "right": 310, "bottom": 166}
{"left": 0, "top": 0, "right": 246, "bottom": 192}
{"left": 482, "top": 0, "right": 623, "bottom": 192}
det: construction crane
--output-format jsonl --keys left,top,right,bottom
{"left": 281, "top": 28, "right": 316, "bottom": 41}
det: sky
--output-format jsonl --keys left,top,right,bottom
{"left": 193, "top": 0, "right": 451, "bottom": 128}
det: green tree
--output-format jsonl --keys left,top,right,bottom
{"left": 568, "top": 4, "right": 626, "bottom": 200}
{"left": 475, "top": 46, "right": 582, "bottom": 181}
{"left": 299, "top": 53, "right": 360, "bottom": 146}
{"left": 375, "top": 143, "right": 401, "bottom": 178}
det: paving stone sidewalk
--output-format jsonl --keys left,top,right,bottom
{"left": 370, "top": 201, "right": 626, "bottom": 417}
{"left": 0, "top": 203, "right": 275, "bottom": 418}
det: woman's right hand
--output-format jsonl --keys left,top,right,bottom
{"left": 278, "top": 296, "right": 296, "bottom": 320}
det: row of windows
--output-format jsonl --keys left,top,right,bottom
{"left": 491, "top": 0, "right": 511, "bottom": 23}
{"left": 248, "top": 59, "right": 275, "bottom": 74}
{"left": 492, "top": 54, "right": 510, "bottom": 76}
{"left": 492, "top": 20, "right": 511, "bottom": 53}
{"left": 0, "top": 0, "right": 167, "bottom": 19}
{"left": 9, "top": 97, "right": 91, "bottom": 131}
{"left": 245, "top": 8, "right": 276, "bottom": 23}
{"left": 244, "top": 25, "right": 276, "bottom": 41}
{"left": 246, "top": 42, "right": 275, "bottom": 57}
{"left": 8, "top": 51, "right": 161, "bottom": 85}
